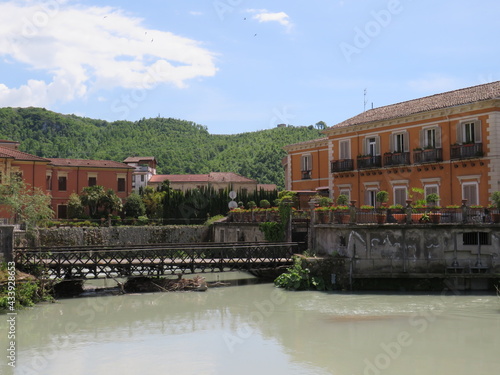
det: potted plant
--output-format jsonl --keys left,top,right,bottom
{"left": 426, "top": 193, "right": 441, "bottom": 223}
{"left": 490, "top": 191, "right": 500, "bottom": 223}
{"left": 375, "top": 190, "right": 389, "bottom": 224}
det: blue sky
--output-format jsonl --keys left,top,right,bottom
{"left": 0, "top": 0, "right": 498, "bottom": 134}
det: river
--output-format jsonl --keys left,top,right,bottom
{"left": 2, "top": 273, "right": 500, "bottom": 375}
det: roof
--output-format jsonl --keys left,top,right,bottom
{"left": 49, "top": 158, "right": 134, "bottom": 169}
{"left": 123, "top": 156, "right": 156, "bottom": 163}
{"left": 330, "top": 81, "right": 500, "bottom": 129}
{"left": 257, "top": 184, "right": 277, "bottom": 191}
{"left": 150, "top": 174, "right": 209, "bottom": 183}
{"left": 149, "top": 172, "right": 257, "bottom": 184}
{"left": 0, "top": 146, "right": 50, "bottom": 162}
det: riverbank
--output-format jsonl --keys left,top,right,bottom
{"left": 0, "top": 264, "right": 53, "bottom": 311}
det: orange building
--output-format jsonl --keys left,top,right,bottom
{"left": 284, "top": 81, "right": 500, "bottom": 207}
{"left": 0, "top": 140, "right": 133, "bottom": 220}
{"left": 48, "top": 159, "right": 134, "bottom": 218}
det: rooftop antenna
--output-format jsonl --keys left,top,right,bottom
{"left": 364, "top": 88, "right": 367, "bottom": 112}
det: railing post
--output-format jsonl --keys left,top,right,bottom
{"left": 462, "top": 199, "right": 468, "bottom": 224}
{"left": 349, "top": 201, "right": 357, "bottom": 224}
{"left": 405, "top": 199, "right": 413, "bottom": 224}
{"left": 0, "top": 225, "right": 14, "bottom": 263}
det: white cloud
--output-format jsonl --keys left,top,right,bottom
{"left": 246, "top": 9, "right": 293, "bottom": 32}
{"left": 0, "top": 1, "right": 217, "bottom": 107}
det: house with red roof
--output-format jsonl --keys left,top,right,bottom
{"left": 284, "top": 81, "right": 500, "bottom": 207}
{"left": 0, "top": 140, "right": 133, "bottom": 220}
{"left": 148, "top": 172, "right": 276, "bottom": 193}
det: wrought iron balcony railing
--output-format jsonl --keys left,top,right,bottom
{"left": 357, "top": 155, "right": 382, "bottom": 169}
{"left": 413, "top": 148, "right": 443, "bottom": 164}
{"left": 450, "top": 143, "right": 483, "bottom": 160}
{"left": 383, "top": 152, "right": 410, "bottom": 166}
{"left": 331, "top": 159, "right": 354, "bottom": 173}
{"left": 302, "top": 170, "right": 312, "bottom": 179}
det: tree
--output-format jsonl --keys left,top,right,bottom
{"left": 101, "top": 189, "right": 123, "bottom": 216}
{"left": 80, "top": 186, "right": 122, "bottom": 218}
{"left": 67, "top": 193, "right": 85, "bottom": 219}
{"left": 315, "top": 121, "right": 327, "bottom": 130}
{"left": 80, "top": 185, "right": 106, "bottom": 218}
{"left": 0, "top": 177, "right": 54, "bottom": 229}
{"left": 123, "top": 193, "right": 146, "bottom": 218}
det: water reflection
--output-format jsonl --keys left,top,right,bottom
{"left": 4, "top": 276, "right": 500, "bottom": 375}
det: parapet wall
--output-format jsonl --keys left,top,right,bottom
{"left": 313, "top": 224, "right": 500, "bottom": 274}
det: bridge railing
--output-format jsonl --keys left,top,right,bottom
{"left": 14, "top": 242, "right": 299, "bottom": 279}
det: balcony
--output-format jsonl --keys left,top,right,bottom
{"left": 450, "top": 143, "right": 483, "bottom": 160}
{"left": 331, "top": 159, "right": 354, "bottom": 173}
{"left": 302, "top": 170, "right": 312, "bottom": 179}
{"left": 413, "top": 148, "right": 443, "bottom": 164}
{"left": 357, "top": 155, "right": 382, "bottom": 169}
{"left": 383, "top": 152, "right": 410, "bottom": 166}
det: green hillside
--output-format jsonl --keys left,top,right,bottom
{"left": 0, "top": 107, "right": 323, "bottom": 189}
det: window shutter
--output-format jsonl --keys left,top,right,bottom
{"left": 435, "top": 127, "right": 442, "bottom": 148}
{"left": 419, "top": 129, "right": 425, "bottom": 148}
{"left": 474, "top": 121, "right": 482, "bottom": 143}
{"left": 456, "top": 123, "right": 463, "bottom": 144}
{"left": 403, "top": 132, "right": 409, "bottom": 152}
{"left": 463, "top": 184, "right": 478, "bottom": 205}
{"left": 390, "top": 134, "right": 394, "bottom": 152}
{"left": 394, "top": 187, "right": 407, "bottom": 206}
{"left": 340, "top": 141, "right": 349, "bottom": 159}
{"left": 375, "top": 136, "right": 381, "bottom": 155}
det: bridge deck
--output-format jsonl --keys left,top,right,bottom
{"left": 14, "top": 242, "right": 297, "bottom": 279}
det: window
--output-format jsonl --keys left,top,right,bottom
{"left": 457, "top": 120, "right": 481, "bottom": 144}
{"left": 393, "top": 187, "right": 407, "bottom": 206}
{"left": 58, "top": 176, "right": 67, "bottom": 191}
{"left": 57, "top": 205, "right": 68, "bottom": 219}
{"left": 463, "top": 232, "right": 490, "bottom": 246}
{"left": 117, "top": 177, "right": 126, "bottom": 192}
{"left": 425, "top": 185, "right": 439, "bottom": 201}
{"left": 367, "top": 138, "right": 377, "bottom": 156}
{"left": 391, "top": 132, "right": 408, "bottom": 153}
{"left": 88, "top": 177, "right": 97, "bottom": 186}
{"left": 301, "top": 154, "right": 312, "bottom": 171}
{"left": 339, "top": 140, "right": 350, "bottom": 159}
{"left": 365, "top": 189, "right": 377, "bottom": 206}
{"left": 462, "top": 182, "right": 478, "bottom": 206}
{"left": 140, "top": 175, "right": 145, "bottom": 182}
{"left": 46, "top": 174, "right": 52, "bottom": 190}
{"left": 420, "top": 127, "right": 442, "bottom": 148}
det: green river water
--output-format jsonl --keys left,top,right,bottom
{"left": 2, "top": 273, "right": 500, "bottom": 375}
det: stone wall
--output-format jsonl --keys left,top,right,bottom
{"left": 313, "top": 224, "right": 500, "bottom": 274}
{"left": 212, "top": 222, "right": 266, "bottom": 243}
{"left": 21, "top": 226, "right": 210, "bottom": 247}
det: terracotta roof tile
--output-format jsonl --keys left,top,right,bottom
{"left": 49, "top": 158, "right": 134, "bottom": 169}
{"left": 149, "top": 174, "right": 210, "bottom": 183}
{"left": 0, "top": 146, "right": 50, "bottom": 162}
{"left": 123, "top": 156, "right": 156, "bottom": 163}
{"left": 331, "top": 81, "right": 500, "bottom": 129}
{"left": 150, "top": 172, "right": 257, "bottom": 184}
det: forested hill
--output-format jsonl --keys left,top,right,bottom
{"left": 0, "top": 107, "right": 323, "bottom": 189}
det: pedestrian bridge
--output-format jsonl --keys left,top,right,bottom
{"left": 13, "top": 242, "right": 297, "bottom": 279}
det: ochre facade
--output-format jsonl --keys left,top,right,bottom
{"left": 284, "top": 82, "right": 500, "bottom": 207}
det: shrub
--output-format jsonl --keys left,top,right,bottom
{"left": 259, "top": 199, "right": 271, "bottom": 208}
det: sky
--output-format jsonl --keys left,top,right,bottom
{"left": 0, "top": 0, "right": 499, "bottom": 135}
